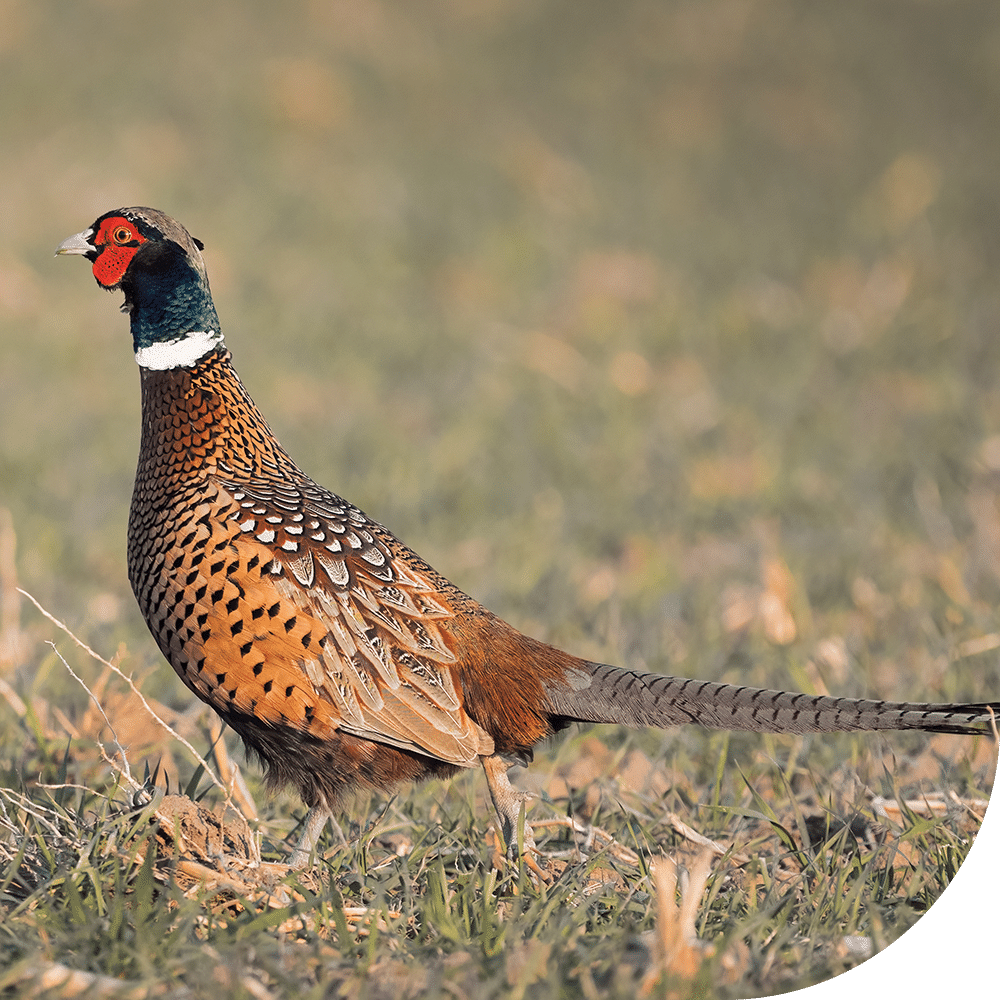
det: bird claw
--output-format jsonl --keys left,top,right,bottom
{"left": 486, "top": 823, "right": 553, "bottom": 887}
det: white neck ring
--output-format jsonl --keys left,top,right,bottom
{"left": 135, "top": 330, "right": 222, "bottom": 370}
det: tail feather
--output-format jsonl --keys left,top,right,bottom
{"left": 544, "top": 662, "right": 998, "bottom": 737}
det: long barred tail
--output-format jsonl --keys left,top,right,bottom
{"left": 544, "top": 662, "right": 998, "bottom": 737}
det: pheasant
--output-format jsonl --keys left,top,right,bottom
{"left": 57, "top": 207, "right": 997, "bottom": 867}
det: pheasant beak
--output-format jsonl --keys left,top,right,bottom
{"left": 55, "top": 229, "right": 95, "bottom": 257}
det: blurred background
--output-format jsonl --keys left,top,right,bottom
{"left": 2, "top": 0, "right": 1000, "bottom": 764}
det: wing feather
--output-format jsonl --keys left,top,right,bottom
{"left": 196, "top": 482, "right": 494, "bottom": 765}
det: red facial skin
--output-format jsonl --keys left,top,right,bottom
{"left": 92, "top": 216, "right": 147, "bottom": 287}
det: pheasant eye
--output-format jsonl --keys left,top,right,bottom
{"left": 113, "top": 226, "right": 133, "bottom": 244}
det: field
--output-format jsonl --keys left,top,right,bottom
{"left": 1, "top": 1, "right": 999, "bottom": 996}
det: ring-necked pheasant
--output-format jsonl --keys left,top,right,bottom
{"left": 57, "top": 207, "right": 997, "bottom": 867}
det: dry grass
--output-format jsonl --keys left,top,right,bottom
{"left": 0, "top": 589, "right": 994, "bottom": 998}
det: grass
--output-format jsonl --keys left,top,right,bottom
{"left": 0, "top": 588, "right": 992, "bottom": 998}
{"left": 2, "top": 0, "right": 1000, "bottom": 996}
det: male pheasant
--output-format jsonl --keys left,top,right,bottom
{"left": 58, "top": 207, "right": 997, "bottom": 866}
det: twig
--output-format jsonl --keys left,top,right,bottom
{"left": 528, "top": 815, "right": 641, "bottom": 866}
{"left": 46, "top": 642, "right": 138, "bottom": 790}
{"left": 19, "top": 587, "right": 231, "bottom": 807}
{"left": 208, "top": 715, "right": 258, "bottom": 821}
{"left": 0, "top": 788, "right": 66, "bottom": 839}
{"left": 665, "top": 811, "right": 752, "bottom": 865}
{"left": 0, "top": 959, "right": 163, "bottom": 1000}
{"left": 871, "top": 792, "right": 991, "bottom": 823}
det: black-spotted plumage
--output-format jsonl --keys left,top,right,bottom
{"left": 57, "top": 207, "right": 999, "bottom": 866}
